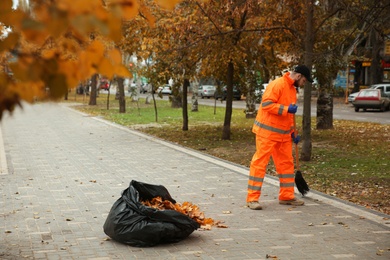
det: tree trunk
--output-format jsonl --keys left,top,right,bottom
{"left": 368, "top": 29, "right": 383, "bottom": 84}
{"left": 171, "top": 95, "right": 182, "bottom": 108}
{"left": 191, "top": 80, "right": 198, "bottom": 112}
{"left": 89, "top": 74, "right": 98, "bottom": 105}
{"left": 191, "top": 95, "right": 198, "bottom": 112}
{"left": 316, "top": 89, "right": 333, "bottom": 129}
{"left": 106, "top": 82, "right": 110, "bottom": 110}
{"left": 117, "top": 77, "right": 126, "bottom": 113}
{"left": 222, "top": 61, "right": 234, "bottom": 140}
{"left": 145, "top": 95, "right": 151, "bottom": 104}
{"left": 182, "top": 79, "right": 189, "bottom": 131}
{"left": 244, "top": 74, "right": 257, "bottom": 119}
{"left": 301, "top": 0, "right": 314, "bottom": 161}
{"left": 244, "top": 91, "right": 256, "bottom": 118}
{"left": 353, "top": 62, "right": 362, "bottom": 92}
{"left": 152, "top": 92, "right": 158, "bottom": 122}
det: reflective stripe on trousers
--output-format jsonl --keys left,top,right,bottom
{"left": 247, "top": 135, "right": 295, "bottom": 202}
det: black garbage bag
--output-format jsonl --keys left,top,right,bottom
{"left": 103, "top": 180, "right": 200, "bottom": 247}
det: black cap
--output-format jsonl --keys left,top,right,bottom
{"left": 294, "top": 65, "right": 313, "bottom": 83}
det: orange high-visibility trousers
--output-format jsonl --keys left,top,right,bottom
{"left": 247, "top": 135, "right": 295, "bottom": 202}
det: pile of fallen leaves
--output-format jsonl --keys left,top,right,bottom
{"left": 141, "top": 196, "right": 227, "bottom": 230}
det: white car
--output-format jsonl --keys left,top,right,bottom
{"left": 157, "top": 85, "right": 172, "bottom": 95}
{"left": 198, "top": 85, "right": 216, "bottom": 99}
{"left": 369, "top": 83, "right": 390, "bottom": 96}
{"left": 348, "top": 92, "right": 359, "bottom": 103}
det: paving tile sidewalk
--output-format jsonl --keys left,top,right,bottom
{"left": 0, "top": 102, "right": 389, "bottom": 260}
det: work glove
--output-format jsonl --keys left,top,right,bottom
{"left": 291, "top": 132, "right": 300, "bottom": 144}
{"left": 288, "top": 104, "right": 298, "bottom": 114}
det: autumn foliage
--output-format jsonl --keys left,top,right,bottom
{"left": 0, "top": 0, "right": 183, "bottom": 119}
{"left": 141, "top": 196, "right": 227, "bottom": 230}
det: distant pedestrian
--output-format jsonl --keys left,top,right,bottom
{"left": 246, "top": 65, "right": 313, "bottom": 210}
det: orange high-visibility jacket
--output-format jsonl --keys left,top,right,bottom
{"left": 252, "top": 72, "right": 297, "bottom": 142}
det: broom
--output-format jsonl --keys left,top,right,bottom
{"left": 293, "top": 114, "right": 310, "bottom": 196}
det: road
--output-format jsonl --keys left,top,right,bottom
{"left": 142, "top": 93, "right": 390, "bottom": 124}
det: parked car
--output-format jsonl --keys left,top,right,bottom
{"left": 369, "top": 83, "right": 390, "bottom": 96}
{"left": 157, "top": 84, "right": 172, "bottom": 95}
{"left": 352, "top": 89, "right": 390, "bottom": 112}
{"left": 198, "top": 85, "right": 216, "bottom": 99}
{"left": 99, "top": 80, "right": 110, "bottom": 90}
{"left": 215, "top": 86, "right": 241, "bottom": 100}
{"left": 161, "top": 86, "right": 172, "bottom": 95}
{"left": 348, "top": 92, "right": 359, "bottom": 103}
{"left": 349, "top": 84, "right": 390, "bottom": 103}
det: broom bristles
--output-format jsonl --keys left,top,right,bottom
{"left": 295, "top": 170, "right": 310, "bottom": 196}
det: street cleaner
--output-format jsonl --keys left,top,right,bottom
{"left": 246, "top": 65, "right": 313, "bottom": 210}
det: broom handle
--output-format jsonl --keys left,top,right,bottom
{"left": 293, "top": 114, "right": 300, "bottom": 171}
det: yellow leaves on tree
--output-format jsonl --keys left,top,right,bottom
{"left": 78, "top": 41, "right": 131, "bottom": 79}
{"left": 0, "top": 0, "right": 186, "bottom": 119}
{"left": 141, "top": 196, "right": 227, "bottom": 230}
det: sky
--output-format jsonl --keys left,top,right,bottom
{"left": 12, "top": 0, "right": 28, "bottom": 9}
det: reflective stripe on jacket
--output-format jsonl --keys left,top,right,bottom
{"left": 252, "top": 72, "right": 297, "bottom": 142}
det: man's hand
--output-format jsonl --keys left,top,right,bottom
{"left": 291, "top": 132, "right": 300, "bottom": 144}
{"left": 288, "top": 104, "right": 298, "bottom": 114}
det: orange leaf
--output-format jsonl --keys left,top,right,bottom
{"left": 107, "top": 16, "right": 123, "bottom": 42}
{"left": 58, "top": 60, "right": 80, "bottom": 88}
{"left": 108, "top": 49, "right": 122, "bottom": 65}
{"left": 77, "top": 52, "right": 97, "bottom": 79}
{"left": 109, "top": 0, "right": 139, "bottom": 20}
{"left": 0, "top": 0, "right": 12, "bottom": 11}
{"left": 114, "top": 64, "right": 131, "bottom": 78}
{"left": 121, "top": 0, "right": 139, "bottom": 20}
{"left": 139, "top": 5, "right": 155, "bottom": 27}
{"left": 0, "top": 32, "right": 19, "bottom": 52}
{"left": 41, "top": 49, "right": 57, "bottom": 59}
{"left": 0, "top": 9, "right": 26, "bottom": 31}
{"left": 97, "top": 58, "right": 115, "bottom": 79}
{"left": 88, "top": 41, "right": 105, "bottom": 55}
{"left": 155, "top": 0, "right": 181, "bottom": 10}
